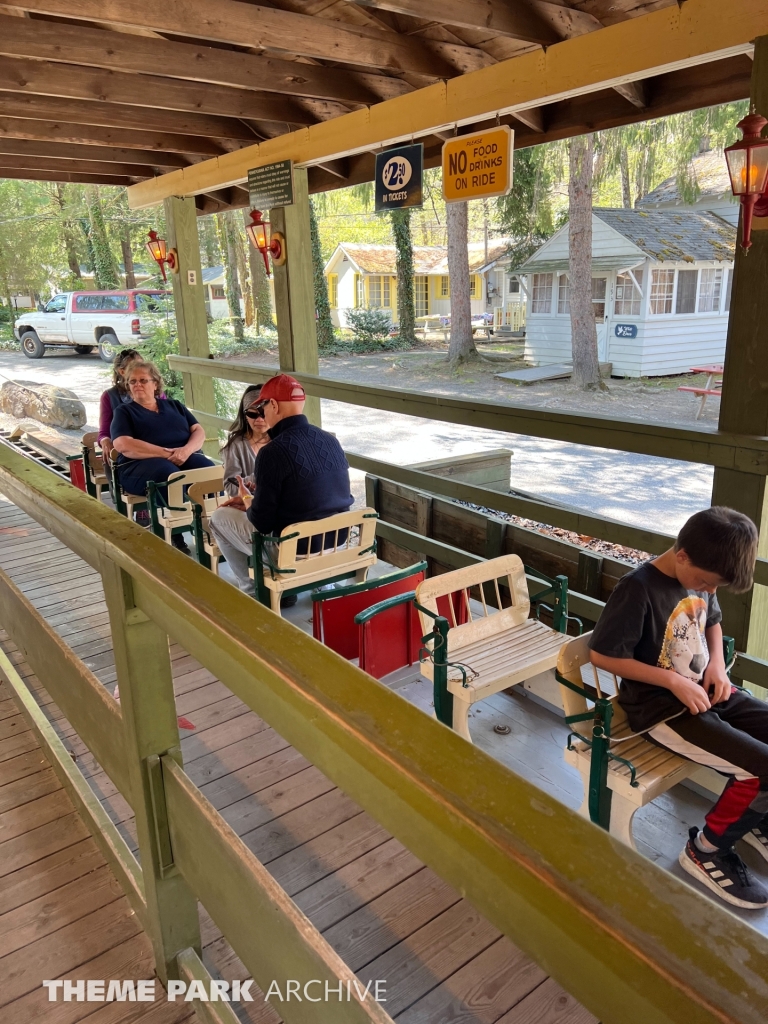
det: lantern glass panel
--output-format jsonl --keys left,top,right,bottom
{"left": 147, "top": 237, "right": 167, "bottom": 262}
{"left": 726, "top": 144, "right": 768, "bottom": 196}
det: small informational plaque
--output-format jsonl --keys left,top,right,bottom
{"left": 614, "top": 323, "right": 638, "bottom": 339}
{"left": 374, "top": 143, "right": 423, "bottom": 211}
{"left": 248, "top": 160, "right": 294, "bottom": 210}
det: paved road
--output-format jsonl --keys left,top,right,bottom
{"left": 0, "top": 349, "right": 713, "bottom": 535}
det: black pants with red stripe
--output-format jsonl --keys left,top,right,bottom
{"left": 648, "top": 688, "right": 768, "bottom": 849}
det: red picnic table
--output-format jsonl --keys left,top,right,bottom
{"left": 678, "top": 363, "right": 723, "bottom": 420}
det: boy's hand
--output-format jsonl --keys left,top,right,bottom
{"left": 703, "top": 663, "right": 732, "bottom": 705}
{"left": 220, "top": 496, "right": 246, "bottom": 510}
{"left": 668, "top": 673, "right": 711, "bottom": 715}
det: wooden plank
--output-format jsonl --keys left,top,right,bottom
{"left": 0, "top": 788, "right": 72, "bottom": 843}
{"left": 10, "top": 0, "right": 461, "bottom": 78}
{"left": 0, "top": 115, "right": 228, "bottom": 155}
{"left": 0, "top": 56, "right": 315, "bottom": 126}
{"left": 0, "top": 837, "right": 102, "bottom": 916}
{"left": 0, "top": 810, "right": 91, "bottom": 878}
{"left": 245, "top": 788, "right": 364, "bottom": 865}
{"left": 0, "top": 747, "right": 47, "bottom": 786}
{"left": 0, "top": 863, "right": 122, "bottom": 958}
{"left": 0, "top": 896, "right": 143, "bottom": 1007}
{"left": 222, "top": 766, "right": 337, "bottom": 836}
{"left": 127, "top": 0, "right": 760, "bottom": 206}
{"left": 0, "top": 137, "right": 189, "bottom": 167}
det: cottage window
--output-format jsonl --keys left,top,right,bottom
{"left": 211, "top": 285, "right": 226, "bottom": 300}
{"left": 698, "top": 268, "right": 723, "bottom": 313}
{"left": 592, "top": 278, "right": 607, "bottom": 321}
{"left": 531, "top": 273, "right": 553, "bottom": 313}
{"left": 438, "top": 275, "right": 450, "bottom": 298}
{"left": 724, "top": 269, "right": 733, "bottom": 312}
{"left": 614, "top": 269, "right": 643, "bottom": 316}
{"left": 469, "top": 275, "right": 481, "bottom": 298}
{"left": 354, "top": 274, "right": 365, "bottom": 307}
{"left": 675, "top": 269, "right": 698, "bottom": 314}
{"left": 649, "top": 269, "right": 675, "bottom": 314}
{"left": 367, "top": 275, "right": 390, "bottom": 308}
{"left": 557, "top": 274, "right": 570, "bottom": 314}
{"left": 327, "top": 274, "right": 338, "bottom": 308}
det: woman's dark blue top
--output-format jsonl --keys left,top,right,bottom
{"left": 110, "top": 399, "right": 198, "bottom": 464}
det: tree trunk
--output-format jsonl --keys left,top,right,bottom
{"left": 242, "top": 209, "right": 274, "bottom": 333}
{"left": 230, "top": 212, "right": 253, "bottom": 327}
{"left": 86, "top": 186, "right": 119, "bottom": 290}
{"left": 121, "top": 226, "right": 136, "bottom": 288}
{"left": 200, "top": 216, "right": 220, "bottom": 267}
{"left": 620, "top": 148, "right": 632, "bottom": 209}
{"left": 217, "top": 212, "right": 244, "bottom": 343}
{"left": 446, "top": 201, "right": 476, "bottom": 366}
{"left": 391, "top": 208, "right": 416, "bottom": 346}
{"left": 53, "top": 185, "right": 82, "bottom": 282}
{"left": 568, "top": 134, "right": 602, "bottom": 390}
{"left": 309, "top": 196, "right": 335, "bottom": 349}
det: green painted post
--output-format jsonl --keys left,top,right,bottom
{"left": 711, "top": 35, "right": 768, "bottom": 656}
{"left": 164, "top": 196, "right": 219, "bottom": 458}
{"left": 552, "top": 574, "right": 569, "bottom": 633}
{"left": 100, "top": 559, "right": 201, "bottom": 983}
{"left": 270, "top": 168, "right": 322, "bottom": 426}
{"left": 588, "top": 699, "right": 613, "bottom": 829}
{"left": 430, "top": 615, "right": 453, "bottom": 728}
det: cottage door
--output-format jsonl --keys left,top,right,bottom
{"left": 592, "top": 277, "right": 609, "bottom": 363}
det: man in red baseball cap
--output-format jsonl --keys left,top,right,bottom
{"left": 209, "top": 373, "right": 353, "bottom": 601}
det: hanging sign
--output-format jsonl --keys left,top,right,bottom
{"left": 442, "top": 126, "right": 513, "bottom": 203}
{"left": 375, "top": 143, "right": 423, "bottom": 211}
{"left": 248, "top": 160, "right": 294, "bottom": 210}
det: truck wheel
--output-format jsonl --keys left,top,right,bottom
{"left": 21, "top": 331, "right": 45, "bottom": 359}
{"left": 98, "top": 335, "right": 121, "bottom": 363}
{"left": 74, "top": 345, "right": 95, "bottom": 355}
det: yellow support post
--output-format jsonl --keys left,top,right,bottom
{"left": 164, "top": 196, "right": 219, "bottom": 456}
{"left": 270, "top": 167, "right": 321, "bottom": 425}
{"left": 100, "top": 559, "right": 202, "bottom": 984}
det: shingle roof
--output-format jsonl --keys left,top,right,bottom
{"left": 637, "top": 151, "right": 732, "bottom": 207}
{"left": 333, "top": 239, "right": 512, "bottom": 276}
{"left": 593, "top": 208, "right": 735, "bottom": 263}
{"left": 202, "top": 265, "right": 224, "bottom": 284}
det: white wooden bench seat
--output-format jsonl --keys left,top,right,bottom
{"left": 416, "top": 555, "right": 567, "bottom": 743}
{"left": 558, "top": 633, "right": 695, "bottom": 848}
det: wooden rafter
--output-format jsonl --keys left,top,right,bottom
{"left": 0, "top": 138, "right": 190, "bottom": 167}
{"left": 0, "top": 117, "right": 228, "bottom": 155}
{"left": 0, "top": 167, "right": 137, "bottom": 184}
{"left": 0, "top": 1, "right": 476, "bottom": 78}
{"left": 126, "top": 0, "right": 760, "bottom": 208}
{"left": 0, "top": 14, "right": 404, "bottom": 105}
{"left": 0, "top": 56, "right": 317, "bottom": 125}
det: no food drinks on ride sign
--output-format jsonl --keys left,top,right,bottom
{"left": 442, "top": 126, "right": 513, "bottom": 203}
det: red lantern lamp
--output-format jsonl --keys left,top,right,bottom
{"left": 145, "top": 229, "right": 179, "bottom": 281}
{"left": 245, "top": 210, "right": 286, "bottom": 277}
{"left": 724, "top": 112, "right": 768, "bottom": 252}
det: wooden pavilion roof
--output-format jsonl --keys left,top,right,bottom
{"left": 0, "top": 1, "right": 755, "bottom": 212}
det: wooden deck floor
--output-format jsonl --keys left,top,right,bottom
{"left": 0, "top": 495, "right": 598, "bottom": 1024}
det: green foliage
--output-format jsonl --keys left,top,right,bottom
{"left": 390, "top": 208, "right": 416, "bottom": 345}
{"left": 309, "top": 197, "right": 335, "bottom": 350}
{"left": 217, "top": 212, "right": 244, "bottom": 343}
{"left": 496, "top": 146, "right": 558, "bottom": 266}
{"left": 344, "top": 306, "right": 392, "bottom": 344}
{"left": 85, "top": 186, "right": 120, "bottom": 289}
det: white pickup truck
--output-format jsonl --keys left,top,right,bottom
{"left": 14, "top": 289, "right": 169, "bottom": 362}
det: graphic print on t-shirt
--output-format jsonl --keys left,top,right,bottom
{"left": 658, "top": 595, "right": 709, "bottom": 681}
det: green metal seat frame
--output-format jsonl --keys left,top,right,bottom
{"left": 108, "top": 457, "right": 148, "bottom": 519}
{"left": 555, "top": 634, "right": 740, "bottom": 831}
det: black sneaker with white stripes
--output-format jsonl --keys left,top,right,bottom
{"left": 679, "top": 827, "right": 768, "bottom": 909}
{"left": 742, "top": 824, "right": 768, "bottom": 865}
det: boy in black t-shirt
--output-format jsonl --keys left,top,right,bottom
{"left": 590, "top": 506, "right": 768, "bottom": 909}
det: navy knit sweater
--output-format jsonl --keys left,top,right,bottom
{"left": 247, "top": 414, "right": 353, "bottom": 536}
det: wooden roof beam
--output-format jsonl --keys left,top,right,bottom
{"left": 0, "top": 93, "right": 261, "bottom": 140}
{"left": 613, "top": 79, "right": 648, "bottom": 108}
{"left": 0, "top": 1, "right": 469, "bottom": 78}
{"left": 0, "top": 166, "right": 137, "bottom": 184}
{"left": 347, "top": 0, "right": 602, "bottom": 46}
{"left": 0, "top": 56, "right": 317, "bottom": 126}
{"left": 511, "top": 106, "right": 545, "bottom": 132}
{"left": 0, "top": 117, "right": 228, "bottom": 155}
{"left": 0, "top": 137, "right": 188, "bottom": 166}
{"left": 127, "top": 0, "right": 760, "bottom": 208}
{"left": 0, "top": 14, "right": 399, "bottom": 105}
{"left": 0, "top": 153, "right": 154, "bottom": 176}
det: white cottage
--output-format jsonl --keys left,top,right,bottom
{"left": 516, "top": 207, "right": 735, "bottom": 377}
{"left": 324, "top": 240, "right": 512, "bottom": 328}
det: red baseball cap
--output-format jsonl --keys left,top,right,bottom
{"left": 259, "top": 373, "right": 306, "bottom": 403}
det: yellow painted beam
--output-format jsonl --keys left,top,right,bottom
{"left": 127, "top": 0, "right": 766, "bottom": 209}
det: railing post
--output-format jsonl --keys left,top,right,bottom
{"left": 100, "top": 558, "right": 201, "bottom": 984}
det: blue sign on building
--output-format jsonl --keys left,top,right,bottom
{"left": 375, "top": 144, "right": 423, "bottom": 211}
{"left": 614, "top": 323, "right": 638, "bottom": 339}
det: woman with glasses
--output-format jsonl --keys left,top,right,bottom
{"left": 97, "top": 348, "right": 143, "bottom": 460}
{"left": 110, "top": 359, "right": 215, "bottom": 549}
{"left": 220, "top": 385, "right": 269, "bottom": 497}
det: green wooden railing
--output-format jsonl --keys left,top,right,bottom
{"left": 1, "top": 429, "right": 768, "bottom": 1024}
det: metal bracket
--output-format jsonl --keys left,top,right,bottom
{"left": 147, "top": 752, "right": 177, "bottom": 878}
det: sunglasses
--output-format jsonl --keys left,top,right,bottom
{"left": 245, "top": 404, "right": 266, "bottom": 420}
{"left": 129, "top": 378, "right": 153, "bottom": 386}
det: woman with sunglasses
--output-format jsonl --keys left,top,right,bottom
{"left": 220, "top": 385, "right": 269, "bottom": 497}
